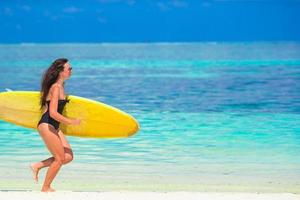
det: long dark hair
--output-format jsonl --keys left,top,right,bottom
{"left": 39, "top": 58, "right": 68, "bottom": 110}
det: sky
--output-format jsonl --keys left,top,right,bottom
{"left": 0, "top": 0, "right": 299, "bottom": 43}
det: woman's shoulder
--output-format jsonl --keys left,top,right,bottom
{"left": 49, "top": 83, "right": 64, "bottom": 97}
{"left": 50, "top": 83, "right": 63, "bottom": 93}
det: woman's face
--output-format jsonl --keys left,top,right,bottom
{"left": 61, "top": 62, "right": 72, "bottom": 79}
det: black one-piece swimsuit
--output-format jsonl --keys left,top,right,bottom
{"left": 37, "top": 99, "right": 69, "bottom": 130}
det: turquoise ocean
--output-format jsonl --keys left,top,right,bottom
{"left": 0, "top": 42, "right": 299, "bottom": 192}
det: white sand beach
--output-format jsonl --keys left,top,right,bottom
{"left": 0, "top": 191, "right": 299, "bottom": 200}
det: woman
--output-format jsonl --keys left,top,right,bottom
{"left": 30, "top": 58, "right": 81, "bottom": 192}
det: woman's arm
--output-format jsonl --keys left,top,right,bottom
{"left": 49, "top": 84, "right": 73, "bottom": 125}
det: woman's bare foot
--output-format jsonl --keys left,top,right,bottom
{"left": 41, "top": 186, "right": 55, "bottom": 192}
{"left": 29, "top": 163, "right": 40, "bottom": 183}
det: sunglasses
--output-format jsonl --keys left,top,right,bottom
{"left": 68, "top": 67, "right": 73, "bottom": 71}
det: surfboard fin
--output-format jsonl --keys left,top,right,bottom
{"left": 4, "top": 88, "right": 13, "bottom": 92}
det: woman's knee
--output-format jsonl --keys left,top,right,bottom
{"left": 63, "top": 147, "right": 73, "bottom": 164}
{"left": 63, "top": 153, "right": 73, "bottom": 164}
{"left": 54, "top": 155, "right": 65, "bottom": 164}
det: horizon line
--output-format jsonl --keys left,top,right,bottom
{"left": 0, "top": 40, "right": 300, "bottom": 45}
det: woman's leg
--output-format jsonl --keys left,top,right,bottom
{"left": 30, "top": 157, "right": 54, "bottom": 183}
{"left": 37, "top": 124, "right": 65, "bottom": 192}
{"left": 57, "top": 129, "right": 74, "bottom": 164}
{"left": 30, "top": 128, "right": 74, "bottom": 182}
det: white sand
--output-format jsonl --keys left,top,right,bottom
{"left": 0, "top": 191, "right": 299, "bottom": 200}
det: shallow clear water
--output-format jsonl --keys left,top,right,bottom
{"left": 0, "top": 42, "right": 299, "bottom": 192}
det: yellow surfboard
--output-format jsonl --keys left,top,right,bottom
{"left": 0, "top": 91, "right": 139, "bottom": 138}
